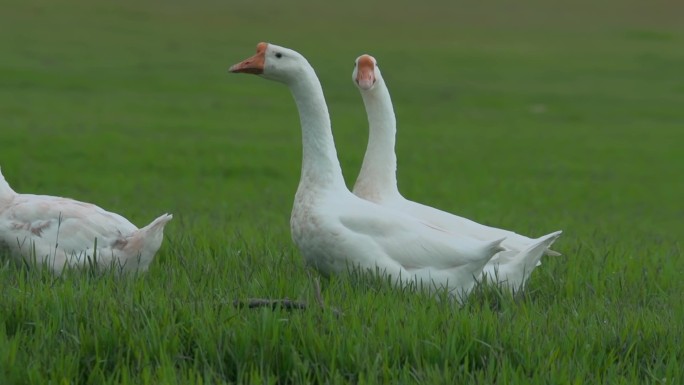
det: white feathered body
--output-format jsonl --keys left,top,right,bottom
{"left": 0, "top": 168, "right": 171, "bottom": 274}
{"left": 291, "top": 183, "right": 504, "bottom": 297}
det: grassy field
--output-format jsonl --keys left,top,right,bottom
{"left": 1, "top": 0, "right": 683, "bottom": 383}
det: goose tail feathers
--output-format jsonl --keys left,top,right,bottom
{"left": 121, "top": 213, "right": 173, "bottom": 270}
{"left": 526, "top": 230, "right": 563, "bottom": 267}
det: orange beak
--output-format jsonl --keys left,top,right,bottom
{"left": 229, "top": 42, "right": 268, "bottom": 74}
{"left": 355, "top": 54, "right": 376, "bottom": 90}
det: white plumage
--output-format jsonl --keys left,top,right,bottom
{"left": 230, "top": 43, "right": 505, "bottom": 299}
{"left": 0, "top": 167, "right": 172, "bottom": 274}
{"left": 351, "top": 54, "right": 562, "bottom": 291}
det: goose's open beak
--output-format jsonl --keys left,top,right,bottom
{"left": 230, "top": 42, "right": 267, "bottom": 74}
{"left": 355, "top": 54, "right": 376, "bottom": 90}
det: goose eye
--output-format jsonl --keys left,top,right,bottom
{"left": 275, "top": 52, "right": 283, "bottom": 58}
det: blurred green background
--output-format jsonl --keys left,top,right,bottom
{"left": 2, "top": 0, "right": 682, "bottom": 242}
{"left": 1, "top": 0, "right": 683, "bottom": 383}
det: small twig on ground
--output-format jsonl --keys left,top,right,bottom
{"left": 231, "top": 272, "right": 343, "bottom": 317}
{"left": 231, "top": 297, "right": 342, "bottom": 317}
{"left": 232, "top": 298, "right": 308, "bottom": 310}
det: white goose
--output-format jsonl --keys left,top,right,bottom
{"left": 0, "top": 167, "right": 172, "bottom": 274}
{"left": 230, "top": 42, "right": 505, "bottom": 299}
{"left": 352, "top": 54, "right": 562, "bottom": 291}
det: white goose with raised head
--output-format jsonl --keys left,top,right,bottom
{"left": 229, "top": 43, "right": 506, "bottom": 299}
{"left": 352, "top": 54, "right": 562, "bottom": 291}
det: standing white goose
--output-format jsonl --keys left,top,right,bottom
{"left": 0, "top": 167, "right": 172, "bottom": 274}
{"left": 229, "top": 42, "right": 506, "bottom": 299}
{"left": 352, "top": 54, "right": 562, "bottom": 291}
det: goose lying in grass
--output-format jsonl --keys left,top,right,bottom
{"left": 351, "top": 54, "right": 562, "bottom": 291}
{"left": 230, "top": 42, "right": 505, "bottom": 299}
{"left": 0, "top": 167, "right": 172, "bottom": 274}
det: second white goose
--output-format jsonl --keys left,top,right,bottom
{"left": 352, "top": 54, "right": 562, "bottom": 291}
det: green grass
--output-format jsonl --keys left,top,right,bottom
{"left": 1, "top": 0, "right": 683, "bottom": 383}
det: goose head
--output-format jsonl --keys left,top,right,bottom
{"left": 229, "top": 42, "right": 309, "bottom": 84}
{"left": 353, "top": 54, "right": 379, "bottom": 91}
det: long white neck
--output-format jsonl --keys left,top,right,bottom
{"left": 287, "top": 67, "right": 347, "bottom": 192}
{"left": 353, "top": 72, "right": 401, "bottom": 201}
